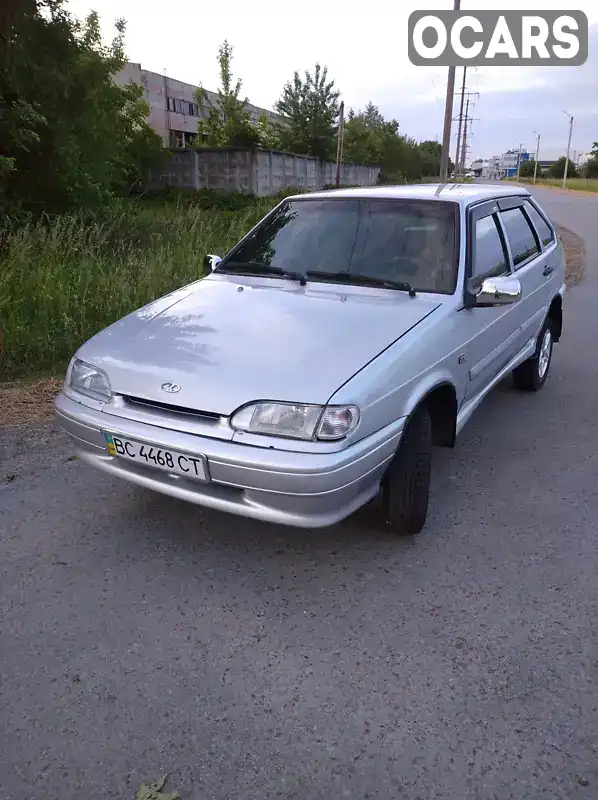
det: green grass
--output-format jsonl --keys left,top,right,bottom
{"left": 513, "top": 177, "right": 598, "bottom": 192}
{"left": 0, "top": 193, "right": 278, "bottom": 377}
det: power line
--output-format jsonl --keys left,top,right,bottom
{"left": 459, "top": 98, "right": 480, "bottom": 174}
{"left": 452, "top": 69, "right": 479, "bottom": 177}
{"left": 454, "top": 67, "right": 467, "bottom": 178}
{"left": 460, "top": 98, "right": 470, "bottom": 175}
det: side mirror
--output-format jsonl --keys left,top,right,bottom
{"left": 470, "top": 275, "right": 522, "bottom": 307}
{"left": 204, "top": 254, "right": 222, "bottom": 272}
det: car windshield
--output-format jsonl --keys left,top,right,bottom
{"left": 218, "top": 197, "right": 459, "bottom": 294}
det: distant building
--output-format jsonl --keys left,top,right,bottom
{"left": 114, "top": 62, "right": 285, "bottom": 148}
{"left": 470, "top": 156, "right": 501, "bottom": 179}
{"left": 472, "top": 147, "right": 589, "bottom": 180}
{"left": 536, "top": 159, "right": 559, "bottom": 174}
{"left": 471, "top": 149, "right": 532, "bottom": 179}
{"left": 499, "top": 148, "right": 530, "bottom": 178}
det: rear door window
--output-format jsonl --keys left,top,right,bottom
{"left": 499, "top": 206, "right": 540, "bottom": 268}
{"left": 523, "top": 200, "right": 555, "bottom": 247}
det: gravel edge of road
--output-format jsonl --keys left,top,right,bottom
{"left": 558, "top": 224, "right": 585, "bottom": 287}
{"left": 0, "top": 223, "right": 587, "bottom": 484}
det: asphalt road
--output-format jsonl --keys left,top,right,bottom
{"left": 1, "top": 186, "right": 597, "bottom": 800}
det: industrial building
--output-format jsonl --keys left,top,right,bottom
{"left": 114, "top": 62, "right": 285, "bottom": 148}
{"left": 470, "top": 147, "right": 590, "bottom": 180}
{"left": 471, "top": 148, "right": 531, "bottom": 180}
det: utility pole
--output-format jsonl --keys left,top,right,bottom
{"left": 164, "top": 68, "right": 171, "bottom": 148}
{"left": 515, "top": 142, "right": 523, "bottom": 181}
{"left": 335, "top": 101, "right": 344, "bottom": 189}
{"left": 440, "top": 0, "right": 461, "bottom": 182}
{"left": 532, "top": 130, "right": 540, "bottom": 183}
{"left": 562, "top": 110, "right": 574, "bottom": 189}
{"left": 454, "top": 67, "right": 467, "bottom": 180}
{"left": 459, "top": 97, "right": 470, "bottom": 175}
{"left": 455, "top": 88, "right": 479, "bottom": 177}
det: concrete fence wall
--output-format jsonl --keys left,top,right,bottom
{"left": 148, "top": 148, "right": 380, "bottom": 195}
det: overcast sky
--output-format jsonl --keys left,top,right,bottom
{"left": 67, "top": 0, "right": 597, "bottom": 162}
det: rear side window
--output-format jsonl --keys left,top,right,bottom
{"left": 523, "top": 200, "right": 555, "bottom": 247}
{"left": 473, "top": 214, "right": 508, "bottom": 278}
{"left": 499, "top": 207, "right": 540, "bottom": 268}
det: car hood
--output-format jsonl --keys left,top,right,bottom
{"left": 77, "top": 275, "right": 441, "bottom": 415}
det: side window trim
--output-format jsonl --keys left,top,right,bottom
{"left": 496, "top": 205, "right": 541, "bottom": 272}
{"left": 496, "top": 195, "right": 525, "bottom": 212}
{"left": 466, "top": 200, "right": 500, "bottom": 282}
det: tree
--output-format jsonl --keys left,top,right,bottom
{"left": 343, "top": 103, "right": 391, "bottom": 166}
{"left": 579, "top": 141, "right": 598, "bottom": 178}
{"left": 548, "top": 156, "right": 579, "bottom": 179}
{"left": 584, "top": 157, "right": 598, "bottom": 178}
{"left": 274, "top": 63, "right": 340, "bottom": 160}
{"left": 195, "top": 40, "right": 261, "bottom": 148}
{"left": 417, "top": 140, "right": 444, "bottom": 178}
{"left": 518, "top": 159, "right": 536, "bottom": 178}
{"left": 342, "top": 103, "right": 448, "bottom": 183}
{"left": 255, "top": 113, "right": 281, "bottom": 150}
{"left": 0, "top": 0, "right": 164, "bottom": 215}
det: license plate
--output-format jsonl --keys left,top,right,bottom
{"left": 103, "top": 432, "right": 208, "bottom": 482}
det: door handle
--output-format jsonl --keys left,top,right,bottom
{"left": 543, "top": 265, "right": 554, "bottom": 277}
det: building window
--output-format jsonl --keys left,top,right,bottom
{"left": 169, "top": 130, "right": 197, "bottom": 148}
{"left": 167, "top": 97, "right": 194, "bottom": 115}
{"left": 169, "top": 130, "right": 183, "bottom": 148}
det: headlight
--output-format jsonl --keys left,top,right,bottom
{"left": 230, "top": 401, "right": 359, "bottom": 441}
{"left": 68, "top": 358, "right": 112, "bottom": 402}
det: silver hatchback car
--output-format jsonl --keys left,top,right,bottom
{"left": 55, "top": 184, "right": 565, "bottom": 535}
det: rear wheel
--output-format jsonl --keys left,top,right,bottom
{"left": 513, "top": 317, "right": 553, "bottom": 391}
{"left": 381, "top": 405, "right": 432, "bottom": 536}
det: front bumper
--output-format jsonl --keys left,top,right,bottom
{"left": 55, "top": 393, "right": 405, "bottom": 529}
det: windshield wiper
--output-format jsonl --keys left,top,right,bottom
{"left": 216, "top": 260, "right": 307, "bottom": 286}
{"left": 307, "top": 270, "right": 416, "bottom": 297}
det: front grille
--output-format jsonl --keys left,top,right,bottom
{"left": 122, "top": 395, "right": 222, "bottom": 421}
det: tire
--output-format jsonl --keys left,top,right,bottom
{"left": 381, "top": 405, "right": 432, "bottom": 536}
{"left": 513, "top": 317, "right": 553, "bottom": 392}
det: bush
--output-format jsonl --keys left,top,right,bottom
{"left": 584, "top": 158, "right": 598, "bottom": 179}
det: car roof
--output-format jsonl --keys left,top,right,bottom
{"left": 286, "top": 182, "right": 531, "bottom": 208}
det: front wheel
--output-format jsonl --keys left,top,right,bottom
{"left": 513, "top": 317, "right": 553, "bottom": 392}
{"left": 381, "top": 405, "right": 432, "bottom": 536}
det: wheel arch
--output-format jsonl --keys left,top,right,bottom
{"left": 548, "top": 294, "right": 562, "bottom": 342}
{"left": 405, "top": 381, "right": 458, "bottom": 449}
